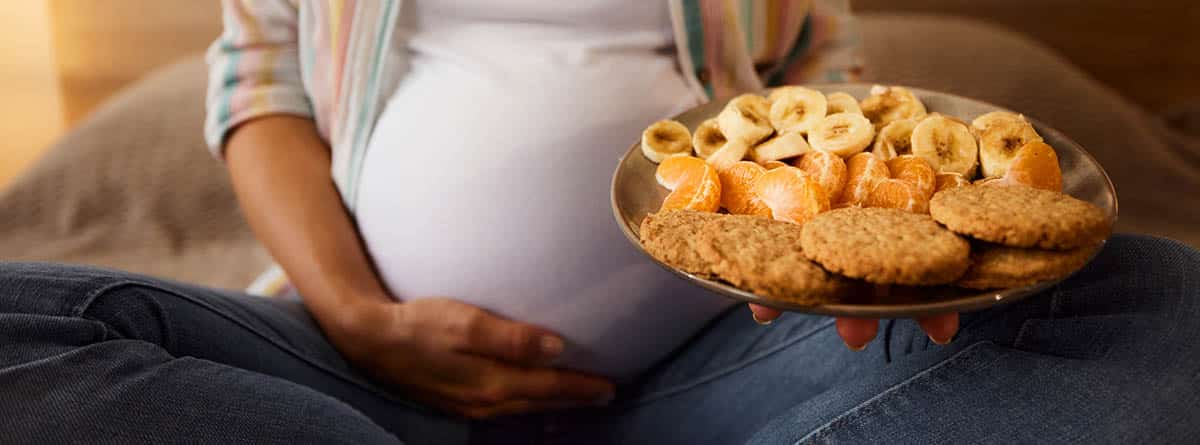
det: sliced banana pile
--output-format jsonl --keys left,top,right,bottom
{"left": 639, "top": 84, "right": 1049, "bottom": 187}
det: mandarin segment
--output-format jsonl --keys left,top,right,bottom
{"left": 794, "top": 149, "right": 848, "bottom": 203}
{"left": 750, "top": 166, "right": 830, "bottom": 225}
{"left": 934, "top": 172, "right": 970, "bottom": 193}
{"left": 866, "top": 178, "right": 930, "bottom": 214}
{"left": 655, "top": 156, "right": 722, "bottom": 212}
{"left": 761, "top": 160, "right": 789, "bottom": 170}
{"left": 885, "top": 155, "right": 936, "bottom": 199}
{"left": 1004, "top": 141, "right": 1063, "bottom": 192}
{"left": 656, "top": 155, "right": 704, "bottom": 188}
{"left": 839, "top": 152, "right": 889, "bottom": 207}
{"left": 719, "top": 161, "right": 768, "bottom": 215}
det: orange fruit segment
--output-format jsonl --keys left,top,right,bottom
{"left": 885, "top": 155, "right": 935, "bottom": 199}
{"left": 794, "top": 149, "right": 848, "bottom": 203}
{"left": 656, "top": 155, "right": 704, "bottom": 188}
{"left": 1004, "top": 141, "right": 1062, "bottom": 192}
{"left": 656, "top": 156, "right": 722, "bottom": 212}
{"left": 866, "top": 178, "right": 930, "bottom": 214}
{"left": 934, "top": 172, "right": 970, "bottom": 193}
{"left": 719, "top": 161, "right": 769, "bottom": 215}
{"left": 749, "top": 166, "right": 830, "bottom": 225}
{"left": 839, "top": 152, "right": 889, "bottom": 207}
{"left": 761, "top": 160, "right": 789, "bottom": 170}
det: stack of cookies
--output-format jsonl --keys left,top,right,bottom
{"left": 929, "top": 185, "right": 1109, "bottom": 289}
{"left": 640, "top": 183, "right": 1110, "bottom": 304}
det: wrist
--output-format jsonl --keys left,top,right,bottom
{"left": 305, "top": 286, "right": 392, "bottom": 345}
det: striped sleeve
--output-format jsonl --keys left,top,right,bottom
{"left": 776, "top": 0, "right": 864, "bottom": 85}
{"left": 670, "top": 0, "right": 862, "bottom": 100}
{"left": 204, "top": 0, "right": 314, "bottom": 158}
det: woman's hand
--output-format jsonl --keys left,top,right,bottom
{"left": 327, "top": 297, "right": 615, "bottom": 419}
{"left": 748, "top": 304, "right": 959, "bottom": 350}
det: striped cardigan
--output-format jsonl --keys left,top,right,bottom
{"left": 204, "top": 0, "right": 860, "bottom": 295}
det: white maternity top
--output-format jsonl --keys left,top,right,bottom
{"left": 356, "top": 0, "right": 733, "bottom": 379}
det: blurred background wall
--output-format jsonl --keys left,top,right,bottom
{"left": 1, "top": 0, "right": 1196, "bottom": 186}
{"left": 0, "top": 2, "right": 66, "bottom": 187}
{"left": 0, "top": 0, "right": 220, "bottom": 188}
{"left": 852, "top": 0, "right": 1200, "bottom": 114}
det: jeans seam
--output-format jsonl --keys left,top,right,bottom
{"left": 629, "top": 319, "right": 837, "bottom": 406}
{"left": 69, "top": 280, "right": 143, "bottom": 317}
{"left": 69, "top": 279, "right": 421, "bottom": 410}
{"left": 794, "top": 340, "right": 996, "bottom": 444}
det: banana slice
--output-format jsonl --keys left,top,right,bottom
{"left": 910, "top": 113, "right": 978, "bottom": 176}
{"left": 871, "top": 118, "right": 920, "bottom": 161}
{"left": 767, "top": 86, "right": 828, "bottom": 134}
{"left": 641, "top": 120, "right": 693, "bottom": 163}
{"left": 972, "top": 111, "right": 1025, "bottom": 132}
{"left": 718, "top": 94, "right": 774, "bottom": 144}
{"left": 692, "top": 118, "right": 726, "bottom": 159}
{"left": 807, "top": 113, "right": 875, "bottom": 158}
{"left": 825, "top": 92, "right": 863, "bottom": 116}
{"left": 706, "top": 139, "right": 753, "bottom": 172}
{"left": 860, "top": 85, "right": 927, "bottom": 129}
{"left": 749, "top": 132, "right": 811, "bottom": 164}
{"left": 971, "top": 111, "right": 1044, "bottom": 177}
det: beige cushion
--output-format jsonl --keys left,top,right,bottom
{"left": 0, "top": 56, "right": 269, "bottom": 289}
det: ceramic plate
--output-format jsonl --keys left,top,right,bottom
{"left": 611, "top": 84, "right": 1118, "bottom": 318}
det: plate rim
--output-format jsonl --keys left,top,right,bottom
{"left": 610, "top": 83, "right": 1118, "bottom": 318}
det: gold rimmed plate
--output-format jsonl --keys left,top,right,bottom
{"left": 611, "top": 84, "right": 1118, "bottom": 318}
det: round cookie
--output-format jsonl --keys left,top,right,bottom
{"left": 957, "top": 242, "right": 1100, "bottom": 290}
{"left": 801, "top": 207, "right": 970, "bottom": 285}
{"left": 930, "top": 185, "right": 1109, "bottom": 250}
{"left": 695, "top": 214, "right": 857, "bottom": 304}
{"left": 639, "top": 210, "right": 723, "bottom": 277}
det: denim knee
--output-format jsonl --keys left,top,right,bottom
{"left": 1070, "top": 234, "right": 1200, "bottom": 316}
{"left": 0, "top": 262, "right": 140, "bottom": 317}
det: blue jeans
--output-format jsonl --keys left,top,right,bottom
{"left": 2, "top": 234, "right": 1198, "bottom": 444}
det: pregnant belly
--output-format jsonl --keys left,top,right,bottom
{"left": 354, "top": 54, "right": 731, "bottom": 379}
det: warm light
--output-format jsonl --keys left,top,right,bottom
{"left": 0, "top": 0, "right": 63, "bottom": 187}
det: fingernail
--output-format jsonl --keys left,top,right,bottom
{"left": 540, "top": 335, "right": 565, "bottom": 357}
{"left": 751, "top": 311, "right": 773, "bottom": 325}
{"left": 928, "top": 334, "right": 954, "bottom": 346}
{"left": 844, "top": 341, "right": 868, "bottom": 352}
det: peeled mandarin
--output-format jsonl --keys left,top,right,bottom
{"left": 719, "top": 161, "right": 769, "bottom": 215}
{"left": 749, "top": 166, "right": 830, "bottom": 225}
{"left": 794, "top": 149, "right": 849, "bottom": 203}
{"left": 656, "top": 156, "right": 722, "bottom": 212}
{"left": 885, "top": 155, "right": 936, "bottom": 199}
{"left": 839, "top": 152, "right": 890, "bottom": 207}
{"left": 1004, "top": 141, "right": 1063, "bottom": 192}
{"left": 866, "top": 178, "right": 929, "bottom": 214}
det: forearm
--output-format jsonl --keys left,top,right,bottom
{"left": 224, "top": 115, "right": 388, "bottom": 334}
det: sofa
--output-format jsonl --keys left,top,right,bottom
{"left": 2, "top": 13, "right": 1198, "bottom": 290}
